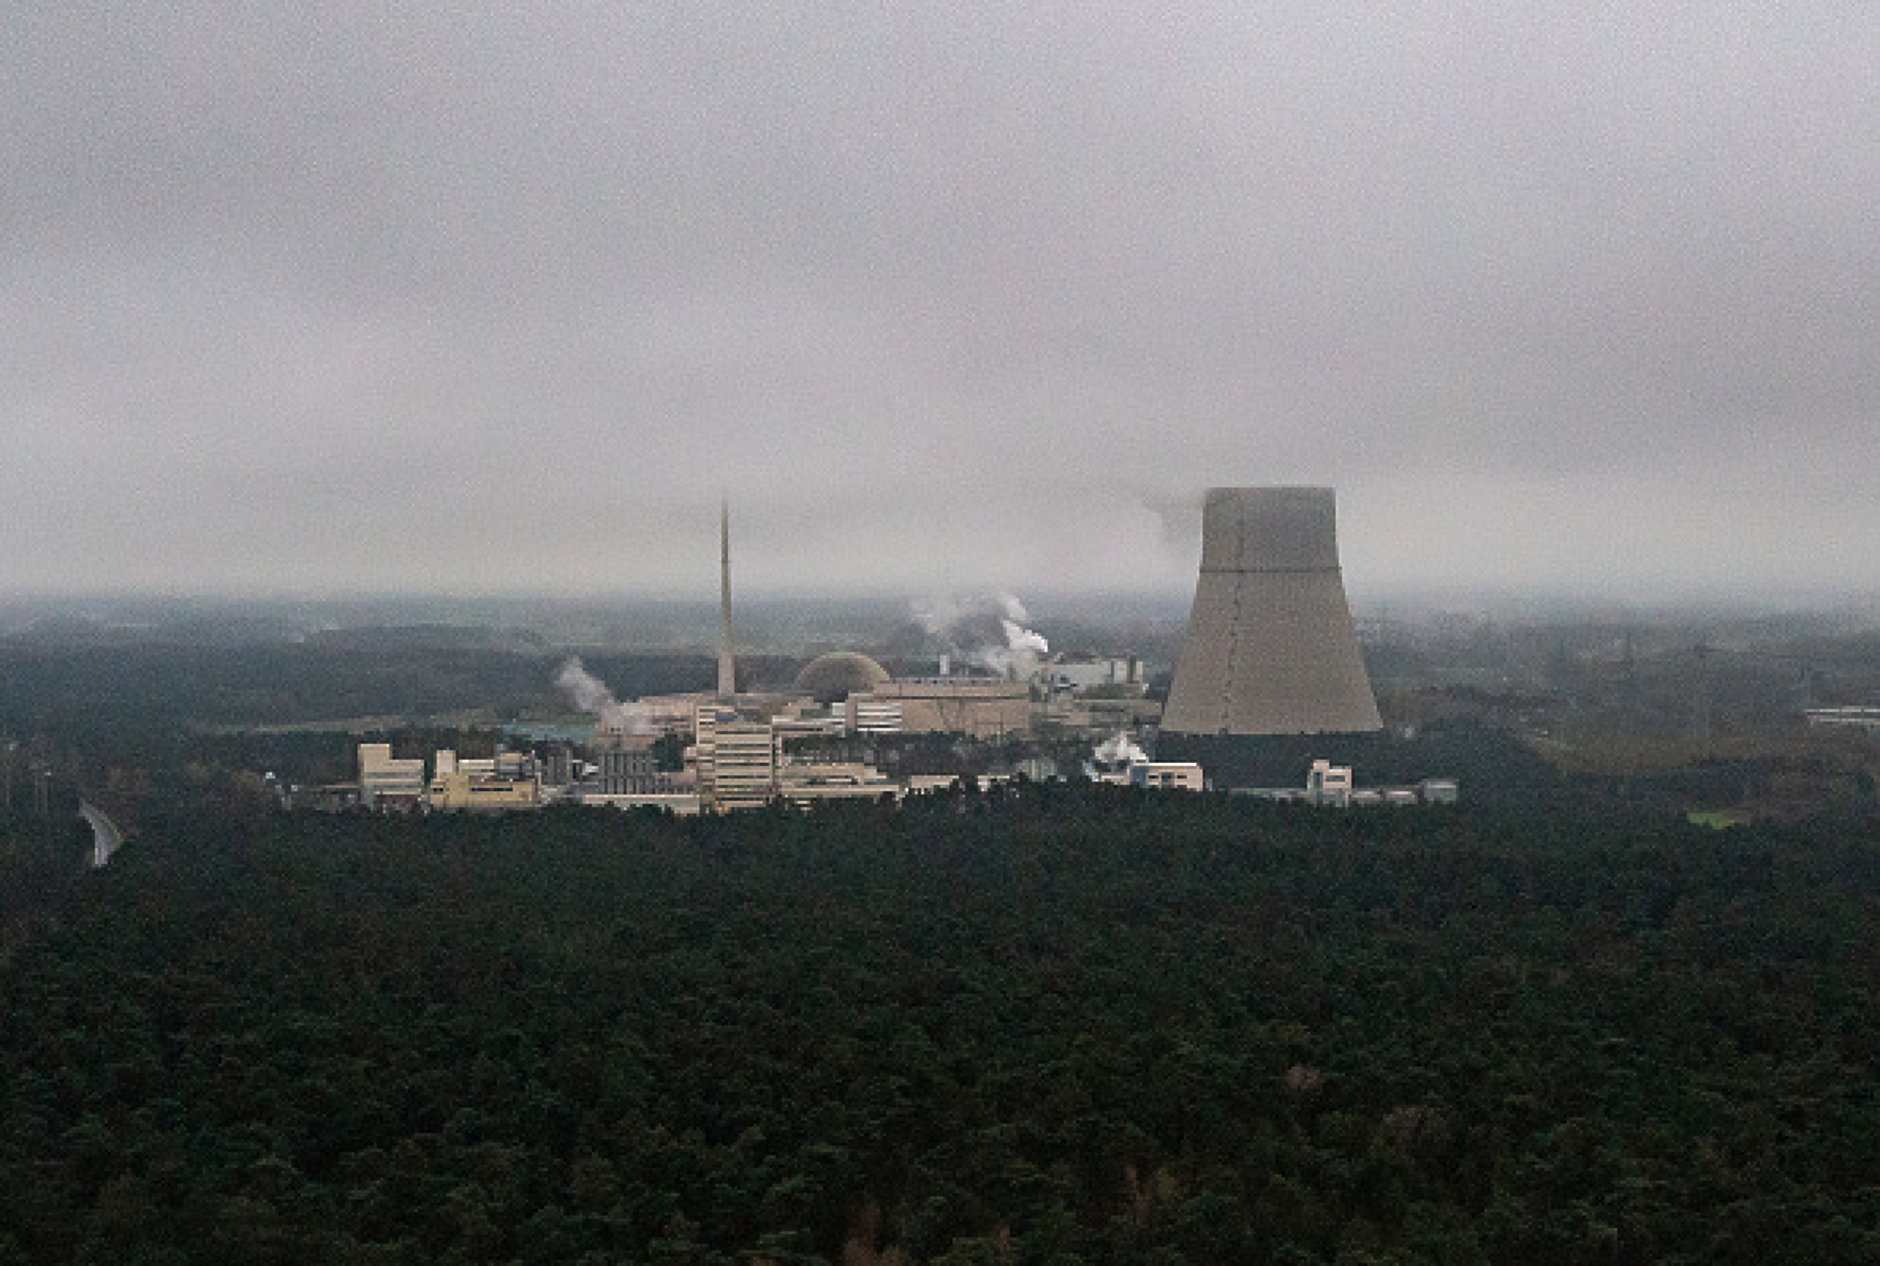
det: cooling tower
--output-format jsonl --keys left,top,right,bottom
{"left": 1160, "top": 487, "right": 1382, "bottom": 736}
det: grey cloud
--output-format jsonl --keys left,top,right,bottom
{"left": 4, "top": 3, "right": 1878, "bottom": 597}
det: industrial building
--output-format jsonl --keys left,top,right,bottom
{"left": 1161, "top": 487, "right": 1382, "bottom": 736}
{"left": 596, "top": 735, "right": 660, "bottom": 794}
{"left": 1233, "top": 760, "right": 1459, "bottom": 807}
{"left": 846, "top": 678, "right": 1033, "bottom": 739}
{"left": 778, "top": 761, "right": 902, "bottom": 807}
{"left": 1041, "top": 656, "right": 1143, "bottom": 695}
{"left": 1127, "top": 761, "right": 1205, "bottom": 791}
{"left": 357, "top": 743, "right": 425, "bottom": 808}
{"left": 580, "top": 791, "right": 703, "bottom": 814}
{"left": 428, "top": 773, "right": 539, "bottom": 811}
{"left": 1305, "top": 759, "right": 1354, "bottom": 807}
{"left": 695, "top": 706, "right": 780, "bottom": 812}
{"left": 1804, "top": 706, "right": 1880, "bottom": 733}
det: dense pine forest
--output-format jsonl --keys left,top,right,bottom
{"left": 4, "top": 788, "right": 1879, "bottom": 1263}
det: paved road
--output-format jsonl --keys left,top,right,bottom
{"left": 78, "top": 800, "right": 125, "bottom": 869}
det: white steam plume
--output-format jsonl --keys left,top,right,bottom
{"left": 555, "top": 657, "right": 653, "bottom": 735}
{"left": 982, "top": 617, "right": 1049, "bottom": 679}
{"left": 1092, "top": 731, "right": 1148, "bottom": 766}
{"left": 909, "top": 590, "right": 1051, "bottom": 680}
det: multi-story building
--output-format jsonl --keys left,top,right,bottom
{"left": 597, "top": 735, "right": 661, "bottom": 795}
{"left": 539, "top": 743, "right": 576, "bottom": 788}
{"left": 695, "top": 706, "right": 779, "bottom": 811}
{"left": 358, "top": 743, "right": 425, "bottom": 809}
{"left": 850, "top": 696, "right": 904, "bottom": 734}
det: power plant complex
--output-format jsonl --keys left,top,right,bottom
{"left": 320, "top": 487, "right": 1446, "bottom": 813}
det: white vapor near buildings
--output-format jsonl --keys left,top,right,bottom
{"left": 554, "top": 657, "right": 653, "bottom": 735}
{"left": 912, "top": 591, "right": 1052, "bottom": 680}
{"left": 1091, "top": 732, "right": 1149, "bottom": 766}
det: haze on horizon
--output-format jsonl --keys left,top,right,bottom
{"left": 5, "top": 4, "right": 1878, "bottom": 602}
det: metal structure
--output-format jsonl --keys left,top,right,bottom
{"left": 1161, "top": 486, "right": 1382, "bottom": 736}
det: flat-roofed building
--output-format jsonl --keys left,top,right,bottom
{"left": 850, "top": 696, "right": 904, "bottom": 734}
{"left": 779, "top": 761, "right": 902, "bottom": 807}
{"left": 597, "top": 734, "right": 661, "bottom": 794}
{"left": 848, "top": 679, "right": 1032, "bottom": 738}
{"left": 428, "top": 774, "right": 539, "bottom": 811}
{"left": 1805, "top": 706, "right": 1880, "bottom": 732}
{"left": 614, "top": 693, "right": 716, "bottom": 738}
{"left": 1305, "top": 759, "right": 1353, "bottom": 807}
{"left": 1043, "top": 656, "right": 1142, "bottom": 694}
{"left": 358, "top": 743, "right": 425, "bottom": 808}
{"left": 1127, "top": 761, "right": 1204, "bottom": 791}
{"left": 580, "top": 792, "right": 702, "bottom": 815}
{"left": 695, "top": 705, "right": 779, "bottom": 811}
{"left": 1417, "top": 778, "right": 1459, "bottom": 804}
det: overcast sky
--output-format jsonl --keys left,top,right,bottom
{"left": 5, "top": 3, "right": 1877, "bottom": 601}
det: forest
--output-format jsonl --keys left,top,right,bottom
{"left": 4, "top": 786, "right": 1879, "bottom": 1264}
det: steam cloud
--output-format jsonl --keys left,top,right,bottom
{"left": 554, "top": 657, "right": 653, "bottom": 735}
{"left": 911, "top": 590, "right": 1051, "bottom": 680}
{"left": 1091, "top": 731, "right": 1148, "bottom": 767}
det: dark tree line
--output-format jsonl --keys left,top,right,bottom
{"left": 4, "top": 787, "right": 1880, "bottom": 1263}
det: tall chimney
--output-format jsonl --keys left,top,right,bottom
{"left": 1160, "top": 487, "right": 1381, "bottom": 735}
{"left": 717, "top": 497, "right": 736, "bottom": 699}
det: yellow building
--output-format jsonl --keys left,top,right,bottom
{"left": 1126, "top": 761, "right": 1205, "bottom": 791}
{"left": 358, "top": 743, "right": 425, "bottom": 808}
{"left": 427, "top": 773, "right": 540, "bottom": 811}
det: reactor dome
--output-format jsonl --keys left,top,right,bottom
{"left": 794, "top": 651, "right": 891, "bottom": 703}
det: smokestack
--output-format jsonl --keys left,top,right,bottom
{"left": 717, "top": 498, "right": 736, "bottom": 699}
{"left": 1161, "top": 487, "right": 1381, "bottom": 735}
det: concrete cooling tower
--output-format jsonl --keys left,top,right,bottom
{"left": 1161, "top": 487, "right": 1382, "bottom": 736}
